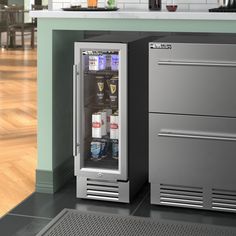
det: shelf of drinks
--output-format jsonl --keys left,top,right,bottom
{"left": 85, "top": 135, "right": 118, "bottom": 167}
{"left": 84, "top": 70, "right": 118, "bottom": 76}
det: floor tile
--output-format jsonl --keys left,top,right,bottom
{"left": 10, "top": 178, "right": 149, "bottom": 218}
{"left": 0, "top": 214, "right": 51, "bottom": 236}
{"left": 133, "top": 195, "right": 236, "bottom": 228}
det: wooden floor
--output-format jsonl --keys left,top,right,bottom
{"left": 0, "top": 48, "right": 37, "bottom": 217}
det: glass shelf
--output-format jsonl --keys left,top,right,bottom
{"left": 84, "top": 70, "right": 118, "bottom": 76}
{"left": 85, "top": 157, "right": 118, "bottom": 170}
{"left": 85, "top": 104, "right": 118, "bottom": 111}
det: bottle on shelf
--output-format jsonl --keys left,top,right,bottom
{"left": 149, "top": 0, "right": 161, "bottom": 10}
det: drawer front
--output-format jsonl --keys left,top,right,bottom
{"left": 149, "top": 113, "right": 236, "bottom": 190}
{"left": 149, "top": 42, "right": 236, "bottom": 62}
{"left": 149, "top": 44, "right": 236, "bottom": 117}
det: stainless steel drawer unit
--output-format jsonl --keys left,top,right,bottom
{"left": 149, "top": 35, "right": 236, "bottom": 213}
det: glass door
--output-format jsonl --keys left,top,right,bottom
{"left": 74, "top": 42, "right": 127, "bottom": 180}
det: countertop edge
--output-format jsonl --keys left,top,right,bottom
{"left": 30, "top": 10, "right": 236, "bottom": 21}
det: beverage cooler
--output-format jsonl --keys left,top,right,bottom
{"left": 73, "top": 34, "right": 149, "bottom": 203}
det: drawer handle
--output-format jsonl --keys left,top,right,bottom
{"left": 158, "top": 129, "right": 236, "bottom": 142}
{"left": 158, "top": 60, "right": 236, "bottom": 67}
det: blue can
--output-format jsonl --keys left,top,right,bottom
{"left": 111, "top": 54, "right": 119, "bottom": 71}
{"left": 99, "top": 55, "right": 106, "bottom": 71}
{"left": 90, "top": 141, "right": 102, "bottom": 160}
{"left": 100, "top": 141, "right": 108, "bottom": 158}
{"left": 112, "top": 140, "right": 119, "bottom": 160}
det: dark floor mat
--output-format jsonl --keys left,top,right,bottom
{"left": 36, "top": 208, "right": 236, "bottom": 236}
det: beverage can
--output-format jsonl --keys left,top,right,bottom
{"left": 103, "top": 109, "right": 112, "bottom": 133}
{"left": 110, "top": 113, "right": 119, "bottom": 140}
{"left": 90, "top": 141, "right": 102, "bottom": 160}
{"left": 100, "top": 140, "right": 108, "bottom": 158}
{"left": 100, "top": 110, "right": 107, "bottom": 136}
{"left": 109, "top": 76, "right": 118, "bottom": 108}
{"left": 96, "top": 76, "right": 105, "bottom": 105}
{"left": 99, "top": 55, "right": 106, "bottom": 70}
{"left": 111, "top": 54, "right": 119, "bottom": 71}
{"left": 106, "top": 54, "right": 111, "bottom": 70}
{"left": 92, "top": 112, "right": 102, "bottom": 138}
{"left": 104, "top": 75, "right": 111, "bottom": 104}
{"left": 89, "top": 55, "right": 99, "bottom": 71}
{"left": 112, "top": 139, "right": 119, "bottom": 160}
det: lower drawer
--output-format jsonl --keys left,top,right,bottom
{"left": 149, "top": 113, "right": 236, "bottom": 190}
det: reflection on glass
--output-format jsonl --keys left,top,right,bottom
{"left": 82, "top": 50, "right": 120, "bottom": 170}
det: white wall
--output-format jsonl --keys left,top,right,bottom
{"left": 24, "top": 0, "right": 48, "bottom": 21}
{"left": 50, "top": 0, "right": 219, "bottom": 11}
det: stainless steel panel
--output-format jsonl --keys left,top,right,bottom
{"left": 149, "top": 43, "right": 236, "bottom": 117}
{"left": 76, "top": 177, "right": 130, "bottom": 203}
{"left": 149, "top": 113, "right": 236, "bottom": 190}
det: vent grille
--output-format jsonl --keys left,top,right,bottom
{"left": 212, "top": 189, "right": 236, "bottom": 212}
{"left": 160, "top": 184, "right": 203, "bottom": 208}
{"left": 86, "top": 179, "right": 119, "bottom": 201}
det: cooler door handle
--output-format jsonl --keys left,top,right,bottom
{"left": 157, "top": 60, "right": 236, "bottom": 67}
{"left": 73, "top": 64, "right": 80, "bottom": 157}
{"left": 158, "top": 129, "right": 236, "bottom": 142}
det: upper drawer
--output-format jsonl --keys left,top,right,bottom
{"left": 149, "top": 44, "right": 236, "bottom": 117}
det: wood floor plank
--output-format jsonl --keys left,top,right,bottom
{"left": 0, "top": 48, "right": 37, "bottom": 217}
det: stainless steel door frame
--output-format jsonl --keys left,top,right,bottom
{"left": 74, "top": 42, "right": 128, "bottom": 181}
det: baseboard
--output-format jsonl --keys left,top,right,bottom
{"left": 36, "top": 170, "right": 54, "bottom": 193}
{"left": 36, "top": 158, "right": 74, "bottom": 193}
